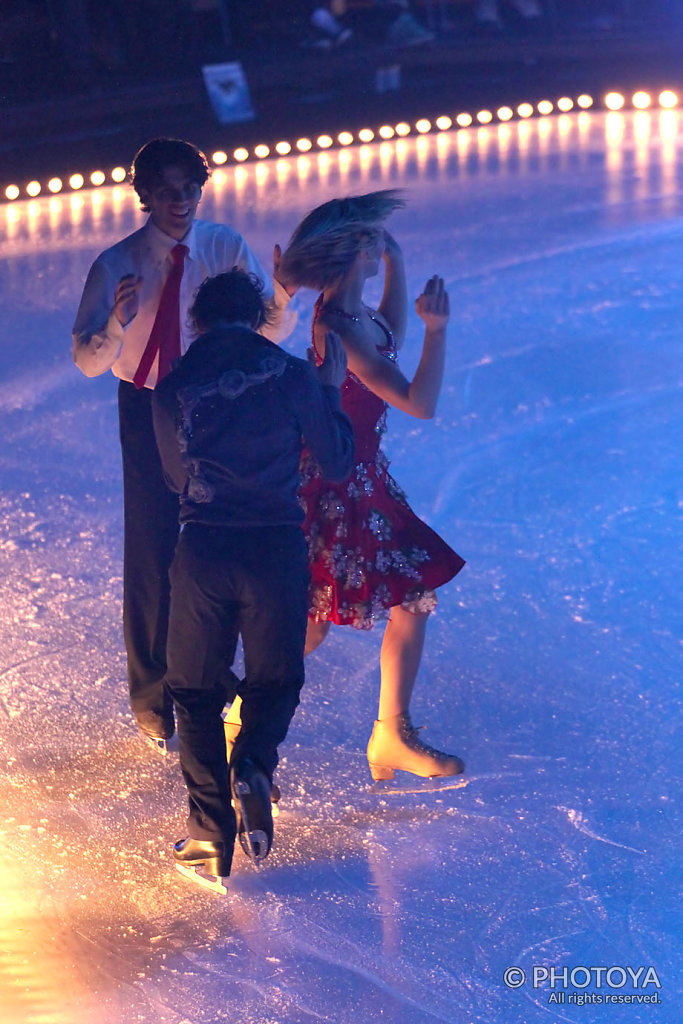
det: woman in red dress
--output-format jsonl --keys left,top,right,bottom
{"left": 278, "top": 190, "right": 466, "bottom": 781}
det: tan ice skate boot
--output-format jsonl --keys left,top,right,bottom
{"left": 366, "top": 711, "right": 465, "bottom": 781}
{"left": 223, "top": 718, "right": 241, "bottom": 763}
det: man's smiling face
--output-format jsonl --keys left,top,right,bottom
{"left": 144, "top": 165, "right": 202, "bottom": 240}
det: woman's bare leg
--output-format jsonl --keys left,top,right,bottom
{"left": 378, "top": 605, "right": 429, "bottom": 719}
{"left": 305, "top": 618, "right": 332, "bottom": 656}
{"left": 369, "top": 605, "right": 464, "bottom": 778}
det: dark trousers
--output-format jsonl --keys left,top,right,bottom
{"left": 118, "top": 380, "right": 180, "bottom": 718}
{"left": 166, "top": 523, "right": 309, "bottom": 842}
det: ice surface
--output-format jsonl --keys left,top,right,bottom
{"left": 0, "top": 110, "right": 680, "bottom": 1023}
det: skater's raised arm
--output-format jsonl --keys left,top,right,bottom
{"left": 376, "top": 231, "right": 407, "bottom": 348}
{"left": 233, "top": 236, "right": 297, "bottom": 345}
{"left": 317, "top": 275, "right": 450, "bottom": 420}
{"left": 72, "top": 261, "right": 134, "bottom": 377}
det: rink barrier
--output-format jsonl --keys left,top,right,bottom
{"left": 2, "top": 89, "right": 680, "bottom": 206}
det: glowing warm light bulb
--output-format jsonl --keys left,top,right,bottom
{"left": 537, "top": 100, "right": 553, "bottom": 115}
{"left": 415, "top": 119, "right": 431, "bottom": 133}
{"left": 659, "top": 90, "right": 678, "bottom": 108}
{"left": 48, "top": 177, "right": 63, "bottom": 193}
{"left": 605, "top": 92, "right": 625, "bottom": 111}
{"left": 295, "top": 138, "right": 312, "bottom": 152}
{"left": 476, "top": 110, "right": 493, "bottom": 124}
{"left": 632, "top": 91, "right": 651, "bottom": 109}
{"left": 316, "top": 135, "right": 333, "bottom": 149}
{"left": 111, "top": 166, "right": 127, "bottom": 182}
{"left": 517, "top": 103, "right": 533, "bottom": 118}
{"left": 456, "top": 112, "right": 472, "bottom": 127}
{"left": 496, "top": 106, "right": 513, "bottom": 121}
{"left": 26, "top": 180, "right": 41, "bottom": 197}
{"left": 254, "top": 144, "right": 270, "bottom": 158}
{"left": 90, "top": 170, "right": 106, "bottom": 186}
{"left": 395, "top": 123, "right": 411, "bottom": 137}
{"left": 358, "top": 128, "right": 374, "bottom": 142}
{"left": 5, "top": 185, "right": 20, "bottom": 200}
{"left": 212, "top": 151, "right": 228, "bottom": 165}
{"left": 557, "top": 97, "right": 574, "bottom": 112}
{"left": 337, "top": 131, "right": 353, "bottom": 145}
{"left": 435, "top": 115, "right": 452, "bottom": 130}
{"left": 379, "top": 125, "right": 395, "bottom": 139}
{"left": 577, "top": 94, "right": 593, "bottom": 109}
{"left": 233, "top": 147, "right": 249, "bottom": 162}
{"left": 275, "top": 141, "right": 292, "bottom": 155}
{"left": 70, "top": 174, "right": 85, "bottom": 191}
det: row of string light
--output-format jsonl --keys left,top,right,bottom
{"left": 3, "top": 89, "right": 679, "bottom": 205}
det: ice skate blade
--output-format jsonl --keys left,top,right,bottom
{"left": 175, "top": 862, "right": 229, "bottom": 895}
{"left": 233, "top": 778, "right": 272, "bottom": 868}
{"left": 369, "top": 774, "right": 470, "bottom": 796}
{"left": 238, "top": 829, "right": 269, "bottom": 869}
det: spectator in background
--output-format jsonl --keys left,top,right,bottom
{"left": 309, "top": 0, "right": 434, "bottom": 48}
{"left": 474, "top": 0, "right": 543, "bottom": 32}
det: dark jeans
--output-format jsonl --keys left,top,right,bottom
{"left": 118, "top": 381, "right": 180, "bottom": 719}
{"left": 166, "top": 523, "right": 309, "bottom": 841}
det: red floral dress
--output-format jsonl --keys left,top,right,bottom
{"left": 299, "top": 300, "right": 465, "bottom": 629}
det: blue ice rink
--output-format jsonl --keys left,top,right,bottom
{"left": 0, "top": 108, "right": 680, "bottom": 1022}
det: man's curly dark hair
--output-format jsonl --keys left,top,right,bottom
{"left": 189, "top": 268, "right": 272, "bottom": 333}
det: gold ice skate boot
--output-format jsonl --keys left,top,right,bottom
{"left": 223, "top": 718, "right": 241, "bottom": 763}
{"left": 367, "top": 712, "right": 465, "bottom": 781}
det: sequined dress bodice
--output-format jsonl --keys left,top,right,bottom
{"left": 311, "top": 301, "right": 396, "bottom": 463}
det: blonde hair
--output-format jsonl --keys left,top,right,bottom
{"left": 279, "top": 189, "right": 406, "bottom": 290}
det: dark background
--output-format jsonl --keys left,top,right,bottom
{"left": 2, "top": 1, "right": 682, "bottom": 184}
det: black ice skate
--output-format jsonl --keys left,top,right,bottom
{"left": 136, "top": 709, "right": 176, "bottom": 756}
{"left": 172, "top": 836, "right": 231, "bottom": 895}
{"left": 230, "top": 757, "right": 273, "bottom": 869}
{"left": 223, "top": 714, "right": 282, "bottom": 816}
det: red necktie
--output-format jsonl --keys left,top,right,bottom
{"left": 133, "top": 243, "right": 189, "bottom": 389}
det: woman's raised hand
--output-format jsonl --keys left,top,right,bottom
{"left": 415, "top": 275, "right": 449, "bottom": 331}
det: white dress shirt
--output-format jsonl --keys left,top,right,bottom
{"left": 72, "top": 217, "right": 295, "bottom": 388}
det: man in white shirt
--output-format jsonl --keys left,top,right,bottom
{"left": 72, "top": 137, "right": 295, "bottom": 746}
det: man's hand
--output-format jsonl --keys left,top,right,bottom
{"left": 273, "top": 243, "right": 298, "bottom": 298}
{"left": 113, "top": 274, "right": 142, "bottom": 327}
{"left": 415, "top": 275, "right": 449, "bottom": 331}
{"left": 314, "top": 331, "right": 347, "bottom": 389}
